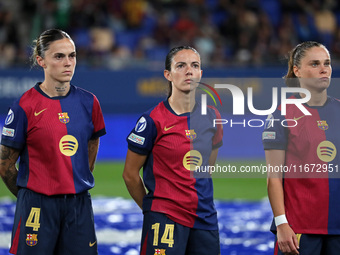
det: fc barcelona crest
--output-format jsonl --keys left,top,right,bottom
{"left": 154, "top": 249, "right": 166, "bottom": 255}
{"left": 26, "top": 234, "right": 38, "bottom": 247}
{"left": 185, "top": 129, "right": 197, "bottom": 140}
{"left": 58, "top": 112, "right": 70, "bottom": 124}
{"left": 317, "top": 120, "right": 328, "bottom": 131}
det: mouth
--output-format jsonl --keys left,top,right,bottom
{"left": 319, "top": 77, "right": 330, "bottom": 81}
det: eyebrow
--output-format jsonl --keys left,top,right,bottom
{"left": 176, "top": 61, "right": 200, "bottom": 65}
{"left": 54, "top": 52, "right": 76, "bottom": 56}
{"left": 308, "top": 59, "right": 330, "bottom": 62}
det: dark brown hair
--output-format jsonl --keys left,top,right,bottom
{"left": 165, "top": 46, "right": 200, "bottom": 98}
{"left": 31, "top": 29, "right": 73, "bottom": 66}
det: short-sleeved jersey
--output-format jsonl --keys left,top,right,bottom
{"left": 1, "top": 83, "right": 106, "bottom": 196}
{"left": 127, "top": 100, "right": 223, "bottom": 230}
{"left": 263, "top": 95, "right": 340, "bottom": 234}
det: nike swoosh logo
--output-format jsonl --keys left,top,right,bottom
{"left": 164, "top": 125, "right": 175, "bottom": 131}
{"left": 293, "top": 115, "right": 306, "bottom": 121}
{"left": 34, "top": 108, "right": 47, "bottom": 116}
{"left": 89, "top": 241, "right": 97, "bottom": 247}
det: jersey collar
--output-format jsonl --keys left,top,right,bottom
{"left": 34, "top": 82, "right": 73, "bottom": 100}
{"left": 163, "top": 99, "right": 199, "bottom": 117}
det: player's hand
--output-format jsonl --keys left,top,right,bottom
{"left": 276, "top": 223, "right": 299, "bottom": 254}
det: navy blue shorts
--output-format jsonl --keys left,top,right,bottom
{"left": 274, "top": 233, "right": 340, "bottom": 255}
{"left": 140, "top": 211, "right": 220, "bottom": 255}
{"left": 10, "top": 188, "right": 97, "bottom": 255}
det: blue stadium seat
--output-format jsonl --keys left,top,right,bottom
{"left": 205, "top": 0, "right": 218, "bottom": 10}
{"left": 335, "top": 11, "right": 340, "bottom": 25}
{"left": 212, "top": 10, "right": 228, "bottom": 26}
{"left": 140, "top": 15, "right": 157, "bottom": 36}
{"left": 319, "top": 32, "right": 333, "bottom": 49}
{"left": 259, "top": 0, "right": 281, "bottom": 27}
{"left": 72, "top": 29, "right": 91, "bottom": 48}
{"left": 145, "top": 46, "right": 169, "bottom": 61}
{"left": 114, "top": 31, "right": 140, "bottom": 51}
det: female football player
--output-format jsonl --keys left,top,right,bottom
{"left": 123, "top": 46, "right": 223, "bottom": 255}
{"left": 263, "top": 41, "right": 340, "bottom": 255}
{"left": 0, "top": 29, "right": 106, "bottom": 254}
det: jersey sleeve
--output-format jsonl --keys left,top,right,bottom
{"left": 1, "top": 102, "right": 27, "bottom": 150}
{"left": 211, "top": 106, "right": 223, "bottom": 149}
{"left": 262, "top": 109, "right": 288, "bottom": 150}
{"left": 127, "top": 114, "right": 157, "bottom": 155}
{"left": 91, "top": 95, "right": 106, "bottom": 139}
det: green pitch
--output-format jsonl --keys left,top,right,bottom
{"left": 0, "top": 160, "right": 267, "bottom": 201}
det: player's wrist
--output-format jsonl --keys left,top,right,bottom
{"left": 275, "top": 214, "right": 288, "bottom": 227}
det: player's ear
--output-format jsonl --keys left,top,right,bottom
{"left": 164, "top": 69, "right": 172, "bottom": 82}
{"left": 36, "top": 56, "right": 46, "bottom": 68}
{"left": 293, "top": 65, "right": 300, "bottom": 78}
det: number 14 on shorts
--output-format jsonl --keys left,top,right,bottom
{"left": 152, "top": 223, "right": 174, "bottom": 248}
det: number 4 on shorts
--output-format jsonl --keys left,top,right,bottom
{"left": 25, "top": 207, "right": 41, "bottom": 231}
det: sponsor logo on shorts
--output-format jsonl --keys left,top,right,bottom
{"left": 5, "top": 109, "right": 14, "bottom": 125}
{"left": 128, "top": 133, "right": 145, "bottom": 145}
{"left": 2, "top": 127, "right": 14, "bottom": 137}
{"left": 26, "top": 234, "right": 38, "bottom": 247}
{"left": 262, "top": 131, "right": 275, "bottom": 140}
{"left": 135, "top": 117, "right": 147, "bottom": 132}
{"left": 154, "top": 248, "right": 166, "bottom": 255}
{"left": 89, "top": 241, "right": 97, "bottom": 247}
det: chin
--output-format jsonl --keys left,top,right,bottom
{"left": 58, "top": 80, "right": 72, "bottom": 84}
{"left": 320, "top": 81, "right": 330, "bottom": 89}
{"left": 62, "top": 76, "right": 73, "bottom": 82}
{"left": 306, "top": 80, "right": 330, "bottom": 91}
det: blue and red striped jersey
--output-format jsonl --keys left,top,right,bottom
{"left": 263, "top": 95, "right": 340, "bottom": 234}
{"left": 127, "top": 100, "right": 223, "bottom": 230}
{"left": 1, "top": 83, "right": 106, "bottom": 195}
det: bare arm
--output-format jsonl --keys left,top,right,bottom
{"left": 0, "top": 145, "right": 20, "bottom": 197}
{"left": 122, "top": 149, "right": 147, "bottom": 210}
{"left": 88, "top": 138, "right": 100, "bottom": 172}
{"left": 266, "top": 149, "right": 299, "bottom": 255}
{"left": 209, "top": 148, "right": 219, "bottom": 166}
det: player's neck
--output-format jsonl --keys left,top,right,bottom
{"left": 304, "top": 90, "right": 328, "bottom": 106}
{"left": 168, "top": 91, "right": 195, "bottom": 115}
{"left": 40, "top": 81, "right": 70, "bottom": 97}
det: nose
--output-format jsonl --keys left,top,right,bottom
{"left": 64, "top": 57, "right": 72, "bottom": 66}
{"left": 186, "top": 65, "right": 193, "bottom": 75}
{"left": 320, "top": 64, "right": 330, "bottom": 74}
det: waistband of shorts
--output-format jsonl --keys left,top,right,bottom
{"left": 48, "top": 190, "right": 88, "bottom": 199}
{"left": 19, "top": 188, "right": 89, "bottom": 199}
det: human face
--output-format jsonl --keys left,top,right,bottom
{"left": 164, "top": 49, "right": 202, "bottom": 94}
{"left": 37, "top": 38, "right": 76, "bottom": 84}
{"left": 294, "top": 46, "right": 331, "bottom": 92}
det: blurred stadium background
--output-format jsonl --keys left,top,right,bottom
{"left": 1, "top": 0, "right": 340, "bottom": 254}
